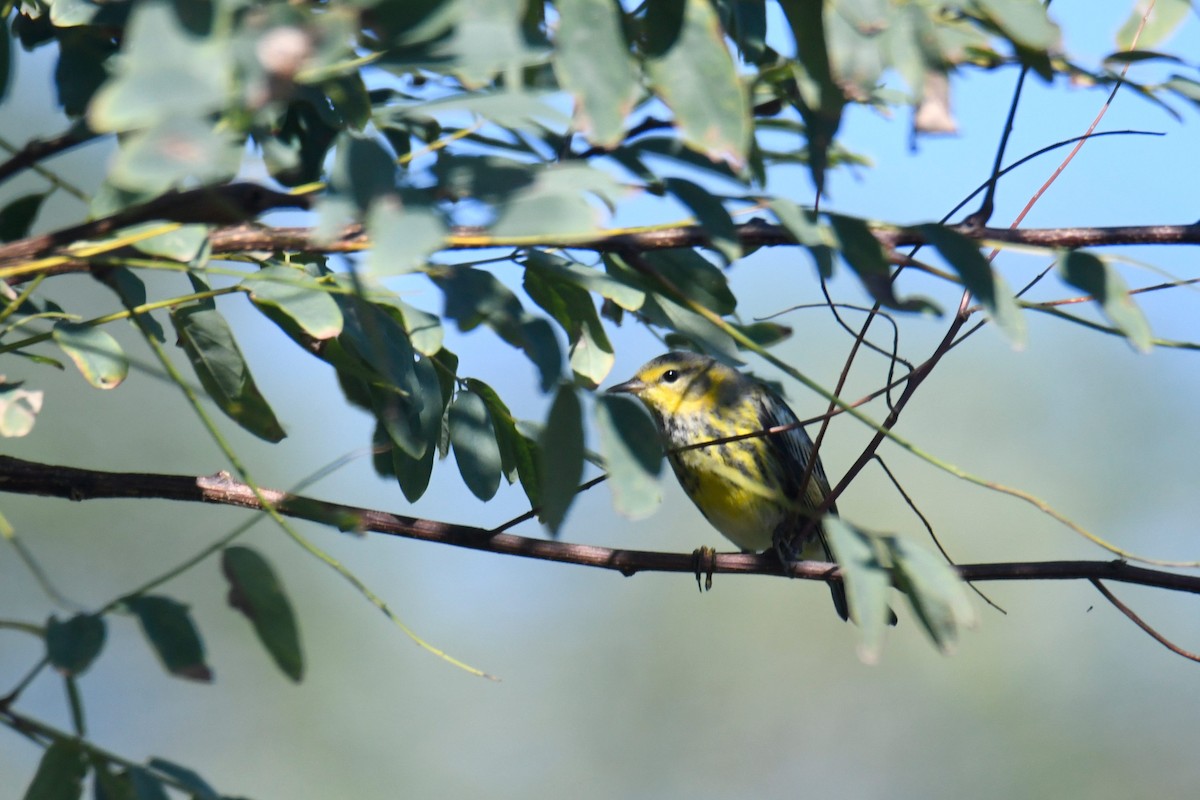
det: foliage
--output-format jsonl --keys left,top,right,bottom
{"left": 1, "top": 0, "right": 1198, "bottom": 796}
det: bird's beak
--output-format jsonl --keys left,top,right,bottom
{"left": 606, "top": 376, "right": 645, "bottom": 395}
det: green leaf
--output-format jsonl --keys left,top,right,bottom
{"left": 335, "top": 292, "right": 422, "bottom": 399}
{"left": 52, "top": 322, "right": 129, "bottom": 389}
{"left": 124, "top": 595, "right": 213, "bottom": 682}
{"left": 970, "top": 0, "right": 1061, "bottom": 51}
{"left": 828, "top": 214, "right": 939, "bottom": 314}
{"left": 569, "top": 322, "right": 615, "bottom": 390}
{"left": 449, "top": 389, "right": 504, "bottom": 501}
{"left": 108, "top": 117, "right": 242, "bottom": 193}
{"left": 642, "top": 294, "right": 740, "bottom": 360}
{"left": 49, "top": 0, "right": 101, "bottom": 27}
{"left": 88, "top": 0, "right": 232, "bottom": 132}
{"left": 104, "top": 267, "right": 165, "bottom": 342}
{"left": 1116, "top": 0, "right": 1191, "bottom": 48}
{"left": 733, "top": 321, "right": 793, "bottom": 349}
{"left": 554, "top": 0, "right": 638, "bottom": 147}
{"left": 434, "top": 268, "right": 562, "bottom": 390}
{"left": 528, "top": 250, "right": 646, "bottom": 311}
{"left": 463, "top": 379, "right": 542, "bottom": 510}
{"left": 333, "top": 294, "right": 428, "bottom": 458}
{"left": 490, "top": 163, "right": 625, "bottom": 238}
{"left": 641, "top": 249, "right": 736, "bottom": 315}
{"left": 510, "top": 433, "right": 543, "bottom": 510}
{"left": 0, "top": 379, "right": 43, "bottom": 437}
{"left": 594, "top": 395, "right": 663, "bottom": 519}
{"left": 538, "top": 384, "right": 584, "bottom": 533}
{"left": 55, "top": 29, "right": 115, "bottom": 115}
{"left": 45, "top": 614, "right": 106, "bottom": 677}
{"left": 523, "top": 264, "right": 615, "bottom": 388}
{"left": 726, "top": 0, "right": 768, "bottom": 62}
{"left": 888, "top": 536, "right": 977, "bottom": 653}
{"left": 827, "top": 212, "right": 888, "bottom": 277}
{"left": 769, "top": 197, "right": 834, "bottom": 277}
{"left": 370, "top": 383, "right": 427, "bottom": 462}
{"left": 824, "top": 517, "right": 894, "bottom": 664}
{"left": 22, "top": 739, "right": 86, "bottom": 800}
{"left": 436, "top": 0, "right": 548, "bottom": 88}
{"left": 221, "top": 546, "right": 304, "bottom": 682}
{"left": 436, "top": 266, "right": 523, "bottom": 334}
{"left": 664, "top": 177, "right": 741, "bottom": 263}
{"left": 521, "top": 317, "right": 565, "bottom": 391}
{"left": 90, "top": 757, "right": 136, "bottom": 800}
{"left": 0, "top": 192, "right": 47, "bottom": 242}
{"left": 919, "top": 223, "right": 1025, "bottom": 345}
{"left": 242, "top": 265, "right": 344, "bottom": 342}
{"left": 329, "top": 133, "right": 397, "bottom": 212}
{"left": 645, "top": 0, "right": 750, "bottom": 169}
{"left": 145, "top": 759, "right": 217, "bottom": 800}
{"left": 463, "top": 378, "right": 520, "bottom": 481}
{"left": 434, "top": 153, "right": 536, "bottom": 203}
{"left": 1057, "top": 250, "right": 1152, "bottom": 353}
{"left": 128, "top": 768, "right": 170, "bottom": 800}
{"left": 170, "top": 295, "right": 287, "bottom": 443}
{"left": 365, "top": 198, "right": 446, "bottom": 276}
{"left": 131, "top": 223, "right": 211, "bottom": 263}
{"left": 1165, "top": 75, "right": 1200, "bottom": 108}
{"left": 386, "top": 299, "right": 445, "bottom": 358}
{"left": 0, "top": 15, "right": 9, "bottom": 106}
{"left": 767, "top": 197, "right": 825, "bottom": 245}
{"left": 777, "top": 0, "right": 844, "bottom": 191}
{"left": 390, "top": 88, "right": 570, "bottom": 130}
{"left": 392, "top": 355, "right": 447, "bottom": 501}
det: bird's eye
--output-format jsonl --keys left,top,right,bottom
{"left": 662, "top": 369, "right": 680, "bottom": 383}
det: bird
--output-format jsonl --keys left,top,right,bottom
{"left": 607, "top": 351, "right": 850, "bottom": 621}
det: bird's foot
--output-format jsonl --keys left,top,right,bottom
{"left": 692, "top": 546, "right": 717, "bottom": 592}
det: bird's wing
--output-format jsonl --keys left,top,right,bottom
{"left": 754, "top": 387, "right": 837, "bottom": 517}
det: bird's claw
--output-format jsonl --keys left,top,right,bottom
{"left": 692, "top": 546, "right": 717, "bottom": 592}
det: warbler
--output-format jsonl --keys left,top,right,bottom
{"left": 608, "top": 351, "right": 849, "bottom": 621}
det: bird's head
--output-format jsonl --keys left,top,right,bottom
{"left": 607, "top": 351, "right": 740, "bottom": 418}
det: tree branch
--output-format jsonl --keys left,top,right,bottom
{"left": 1, "top": 455, "right": 1198, "bottom": 595}
{"left": 0, "top": 124, "right": 97, "bottom": 187}
{"left": 0, "top": 183, "right": 315, "bottom": 271}
{"left": 208, "top": 219, "right": 1200, "bottom": 255}
{"left": 4, "top": 213, "right": 1200, "bottom": 283}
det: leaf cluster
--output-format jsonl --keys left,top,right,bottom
{"left": 1, "top": 1, "right": 1198, "bottom": 795}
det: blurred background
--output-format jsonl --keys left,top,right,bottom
{"left": 3, "top": 2, "right": 1200, "bottom": 798}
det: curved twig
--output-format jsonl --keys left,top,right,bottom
{"left": 1089, "top": 579, "right": 1200, "bottom": 663}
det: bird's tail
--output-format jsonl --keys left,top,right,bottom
{"left": 828, "top": 578, "right": 851, "bottom": 622}
{"left": 814, "top": 524, "right": 896, "bottom": 625}
{"left": 814, "top": 528, "right": 851, "bottom": 621}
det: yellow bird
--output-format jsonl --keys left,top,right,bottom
{"left": 609, "top": 351, "right": 849, "bottom": 620}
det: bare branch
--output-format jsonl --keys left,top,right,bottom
{"left": 207, "top": 219, "right": 1200, "bottom": 255}
{"left": 0, "top": 183, "right": 316, "bottom": 271}
{"left": 1, "top": 455, "right": 1198, "bottom": 596}
{"left": 0, "top": 125, "right": 97, "bottom": 187}
{"left": 4, "top": 213, "right": 1200, "bottom": 283}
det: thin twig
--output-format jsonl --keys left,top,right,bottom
{"left": 872, "top": 454, "right": 1006, "bottom": 615}
{"left": 1090, "top": 579, "right": 1200, "bottom": 663}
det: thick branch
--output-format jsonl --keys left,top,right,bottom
{"left": 1, "top": 455, "right": 1197, "bottom": 595}
{"left": 207, "top": 219, "right": 1200, "bottom": 255}
{"left": 4, "top": 215, "right": 1200, "bottom": 283}
{"left": 0, "top": 183, "right": 315, "bottom": 271}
